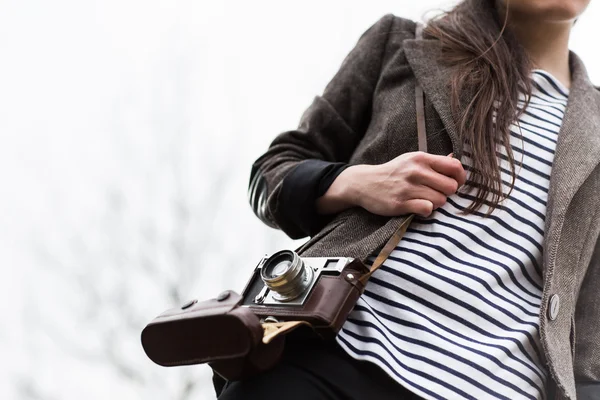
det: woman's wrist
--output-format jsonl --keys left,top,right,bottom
{"left": 315, "top": 165, "right": 367, "bottom": 214}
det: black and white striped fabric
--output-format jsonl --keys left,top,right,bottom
{"left": 336, "top": 70, "right": 569, "bottom": 400}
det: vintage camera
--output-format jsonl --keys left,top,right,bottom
{"left": 240, "top": 250, "right": 355, "bottom": 308}
{"left": 237, "top": 250, "right": 369, "bottom": 338}
{"left": 140, "top": 248, "right": 369, "bottom": 378}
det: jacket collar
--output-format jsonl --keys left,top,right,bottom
{"left": 404, "top": 37, "right": 600, "bottom": 276}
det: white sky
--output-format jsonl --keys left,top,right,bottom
{"left": 1, "top": 1, "right": 599, "bottom": 399}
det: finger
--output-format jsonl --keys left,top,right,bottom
{"left": 424, "top": 154, "right": 466, "bottom": 187}
{"left": 402, "top": 199, "right": 434, "bottom": 217}
{"left": 408, "top": 185, "right": 448, "bottom": 210}
{"left": 415, "top": 169, "right": 459, "bottom": 196}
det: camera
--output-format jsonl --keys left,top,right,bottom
{"left": 140, "top": 248, "right": 370, "bottom": 376}
{"left": 240, "top": 250, "right": 354, "bottom": 308}
{"left": 236, "top": 250, "right": 369, "bottom": 336}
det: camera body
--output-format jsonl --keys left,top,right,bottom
{"left": 239, "top": 250, "right": 369, "bottom": 337}
{"left": 241, "top": 251, "right": 354, "bottom": 307}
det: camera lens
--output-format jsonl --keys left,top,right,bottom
{"left": 260, "top": 250, "right": 313, "bottom": 302}
{"left": 270, "top": 260, "right": 292, "bottom": 278}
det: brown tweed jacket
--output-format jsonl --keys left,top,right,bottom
{"left": 249, "top": 14, "right": 600, "bottom": 400}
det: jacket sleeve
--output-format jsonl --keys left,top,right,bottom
{"left": 574, "top": 236, "right": 600, "bottom": 399}
{"left": 248, "top": 13, "right": 396, "bottom": 239}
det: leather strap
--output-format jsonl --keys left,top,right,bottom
{"left": 359, "top": 22, "right": 427, "bottom": 285}
{"left": 415, "top": 22, "right": 427, "bottom": 154}
{"left": 358, "top": 214, "right": 415, "bottom": 284}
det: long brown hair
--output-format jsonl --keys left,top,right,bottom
{"left": 425, "top": 0, "right": 533, "bottom": 216}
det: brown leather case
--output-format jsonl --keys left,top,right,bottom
{"left": 141, "top": 291, "right": 265, "bottom": 368}
{"left": 141, "top": 260, "right": 370, "bottom": 380}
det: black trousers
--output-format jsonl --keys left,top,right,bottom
{"left": 217, "top": 337, "right": 425, "bottom": 400}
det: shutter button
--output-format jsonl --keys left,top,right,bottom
{"left": 216, "top": 291, "right": 230, "bottom": 302}
{"left": 548, "top": 294, "right": 560, "bottom": 321}
{"left": 181, "top": 299, "right": 198, "bottom": 310}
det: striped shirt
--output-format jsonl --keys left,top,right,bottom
{"left": 336, "top": 70, "right": 569, "bottom": 400}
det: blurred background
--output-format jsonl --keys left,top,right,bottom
{"left": 1, "top": 0, "right": 599, "bottom": 399}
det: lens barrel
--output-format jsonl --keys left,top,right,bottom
{"left": 260, "top": 250, "right": 313, "bottom": 302}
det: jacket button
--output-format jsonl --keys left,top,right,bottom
{"left": 548, "top": 294, "right": 560, "bottom": 321}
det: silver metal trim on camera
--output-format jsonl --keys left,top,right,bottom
{"left": 248, "top": 251, "right": 353, "bottom": 307}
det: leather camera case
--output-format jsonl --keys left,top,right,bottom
{"left": 141, "top": 258, "right": 370, "bottom": 380}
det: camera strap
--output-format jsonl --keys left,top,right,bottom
{"left": 358, "top": 22, "right": 426, "bottom": 285}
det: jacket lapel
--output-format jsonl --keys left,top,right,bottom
{"left": 542, "top": 51, "right": 600, "bottom": 281}
{"left": 538, "top": 52, "right": 600, "bottom": 400}
{"left": 403, "top": 38, "right": 462, "bottom": 159}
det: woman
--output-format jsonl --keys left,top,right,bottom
{"left": 224, "top": 0, "right": 600, "bottom": 399}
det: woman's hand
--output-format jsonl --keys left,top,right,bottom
{"left": 316, "top": 152, "right": 467, "bottom": 217}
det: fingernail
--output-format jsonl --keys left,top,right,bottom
{"left": 447, "top": 152, "right": 454, "bottom": 158}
